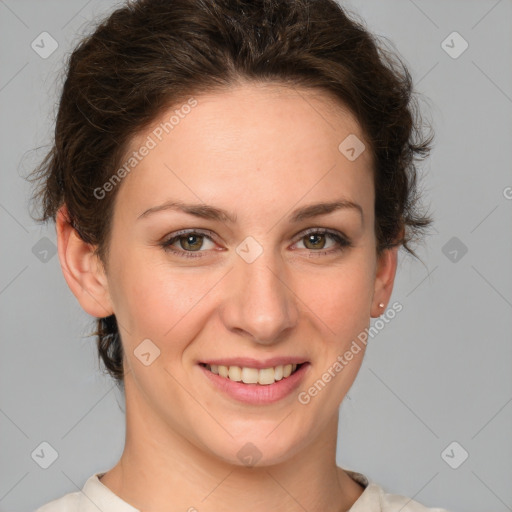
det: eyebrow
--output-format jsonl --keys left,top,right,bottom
{"left": 137, "top": 199, "right": 363, "bottom": 224}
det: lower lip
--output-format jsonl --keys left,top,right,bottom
{"left": 199, "top": 363, "right": 310, "bottom": 405}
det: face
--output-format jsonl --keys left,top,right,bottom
{"left": 83, "top": 82, "right": 396, "bottom": 466}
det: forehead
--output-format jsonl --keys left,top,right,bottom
{"left": 129, "top": 81, "right": 369, "bottom": 162}
{"left": 114, "top": 82, "right": 374, "bottom": 217}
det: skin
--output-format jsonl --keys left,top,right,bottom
{"left": 56, "top": 82, "right": 398, "bottom": 512}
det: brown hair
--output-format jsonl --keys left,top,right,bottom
{"left": 29, "top": 0, "right": 434, "bottom": 386}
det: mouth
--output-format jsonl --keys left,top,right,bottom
{"left": 198, "top": 360, "right": 310, "bottom": 404}
{"left": 199, "top": 362, "right": 305, "bottom": 386}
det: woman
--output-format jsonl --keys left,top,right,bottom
{"left": 32, "top": 0, "right": 451, "bottom": 510}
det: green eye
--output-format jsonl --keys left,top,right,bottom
{"left": 296, "top": 229, "right": 351, "bottom": 253}
{"left": 162, "top": 230, "right": 216, "bottom": 258}
{"left": 161, "top": 228, "right": 351, "bottom": 259}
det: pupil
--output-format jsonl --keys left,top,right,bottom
{"left": 307, "top": 234, "right": 325, "bottom": 249}
{"left": 182, "top": 235, "right": 202, "bottom": 251}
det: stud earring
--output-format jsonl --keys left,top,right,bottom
{"left": 378, "top": 303, "right": 384, "bottom": 308}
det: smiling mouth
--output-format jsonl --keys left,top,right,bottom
{"left": 200, "top": 363, "right": 304, "bottom": 385}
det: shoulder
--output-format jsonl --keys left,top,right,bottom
{"left": 35, "top": 491, "right": 81, "bottom": 512}
{"left": 345, "top": 469, "right": 452, "bottom": 512}
{"left": 35, "top": 471, "right": 140, "bottom": 512}
{"left": 371, "top": 482, "right": 452, "bottom": 512}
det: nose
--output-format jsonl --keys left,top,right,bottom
{"left": 219, "top": 247, "right": 299, "bottom": 345}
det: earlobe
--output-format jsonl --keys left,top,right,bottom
{"left": 56, "top": 205, "right": 113, "bottom": 318}
{"left": 371, "top": 245, "right": 399, "bottom": 318}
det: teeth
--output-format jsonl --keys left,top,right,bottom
{"left": 208, "top": 363, "right": 301, "bottom": 385}
{"left": 228, "top": 366, "right": 242, "bottom": 382}
{"left": 241, "top": 367, "right": 259, "bottom": 384}
{"left": 258, "top": 368, "right": 275, "bottom": 385}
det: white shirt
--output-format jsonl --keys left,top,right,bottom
{"left": 35, "top": 468, "right": 451, "bottom": 511}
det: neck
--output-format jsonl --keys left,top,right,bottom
{"left": 100, "top": 382, "right": 364, "bottom": 512}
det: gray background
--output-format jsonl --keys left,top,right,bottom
{"left": 1, "top": 0, "right": 511, "bottom": 511}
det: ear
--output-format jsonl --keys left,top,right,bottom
{"left": 370, "top": 245, "right": 399, "bottom": 318}
{"left": 56, "top": 205, "right": 113, "bottom": 318}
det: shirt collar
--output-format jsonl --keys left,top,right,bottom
{"left": 82, "top": 468, "right": 380, "bottom": 512}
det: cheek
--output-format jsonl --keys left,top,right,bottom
{"left": 107, "top": 251, "right": 173, "bottom": 332}
{"left": 109, "top": 250, "right": 221, "bottom": 355}
{"left": 297, "top": 259, "right": 375, "bottom": 337}
{"left": 128, "top": 273, "right": 198, "bottom": 334}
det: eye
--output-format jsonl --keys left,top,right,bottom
{"left": 160, "top": 228, "right": 351, "bottom": 259}
{"left": 161, "top": 230, "right": 216, "bottom": 258}
{"left": 293, "top": 228, "right": 351, "bottom": 254}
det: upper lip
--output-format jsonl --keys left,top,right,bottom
{"left": 200, "top": 357, "right": 309, "bottom": 369}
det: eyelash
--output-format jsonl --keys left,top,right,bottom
{"left": 160, "top": 228, "right": 352, "bottom": 259}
